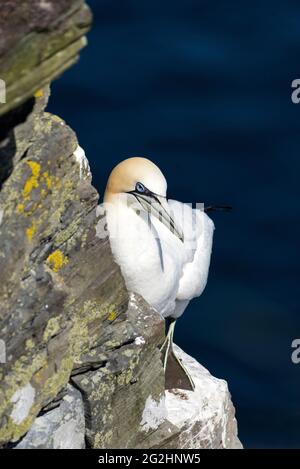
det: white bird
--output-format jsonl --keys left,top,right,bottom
{"left": 104, "top": 157, "right": 227, "bottom": 390}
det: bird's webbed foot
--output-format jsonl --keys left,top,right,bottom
{"left": 160, "top": 318, "right": 195, "bottom": 391}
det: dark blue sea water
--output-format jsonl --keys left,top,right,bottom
{"left": 48, "top": 0, "right": 300, "bottom": 448}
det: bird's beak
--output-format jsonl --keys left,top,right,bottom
{"left": 131, "top": 191, "right": 184, "bottom": 243}
{"left": 204, "top": 204, "right": 232, "bottom": 213}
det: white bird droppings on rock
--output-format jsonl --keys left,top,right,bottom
{"left": 73, "top": 145, "right": 91, "bottom": 180}
{"left": 95, "top": 204, "right": 108, "bottom": 240}
{"left": 0, "top": 209, "right": 4, "bottom": 226}
{"left": 140, "top": 395, "right": 167, "bottom": 432}
{"left": 163, "top": 345, "right": 242, "bottom": 449}
{"left": 135, "top": 336, "right": 145, "bottom": 346}
{"left": 10, "top": 383, "right": 35, "bottom": 425}
{"left": 38, "top": 0, "right": 52, "bottom": 12}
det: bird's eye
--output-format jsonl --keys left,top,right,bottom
{"left": 135, "top": 182, "right": 145, "bottom": 193}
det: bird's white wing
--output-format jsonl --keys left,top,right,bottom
{"left": 168, "top": 199, "right": 215, "bottom": 304}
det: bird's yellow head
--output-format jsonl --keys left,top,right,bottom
{"left": 104, "top": 157, "right": 184, "bottom": 242}
{"left": 104, "top": 157, "right": 167, "bottom": 201}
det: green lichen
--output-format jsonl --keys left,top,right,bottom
{"left": 0, "top": 353, "right": 47, "bottom": 443}
{"left": 0, "top": 4, "right": 91, "bottom": 117}
{"left": 43, "top": 357, "right": 73, "bottom": 401}
{"left": 25, "top": 339, "right": 35, "bottom": 351}
{"left": 54, "top": 216, "right": 82, "bottom": 247}
{"left": 116, "top": 359, "right": 138, "bottom": 387}
{"left": 0, "top": 355, "right": 73, "bottom": 443}
{"left": 43, "top": 317, "right": 61, "bottom": 341}
{"left": 94, "top": 429, "right": 114, "bottom": 448}
{"left": 68, "top": 301, "right": 121, "bottom": 363}
{"left": 123, "top": 348, "right": 135, "bottom": 358}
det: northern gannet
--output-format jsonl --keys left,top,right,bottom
{"left": 104, "top": 157, "right": 229, "bottom": 390}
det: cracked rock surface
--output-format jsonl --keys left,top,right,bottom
{"left": 0, "top": 0, "right": 92, "bottom": 116}
{"left": 156, "top": 346, "right": 242, "bottom": 449}
{"left": 0, "top": 0, "right": 242, "bottom": 449}
{"left": 14, "top": 384, "right": 85, "bottom": 449}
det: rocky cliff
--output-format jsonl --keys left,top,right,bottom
{"left": 0, "top": 0, "right": 242, "bottom": 449}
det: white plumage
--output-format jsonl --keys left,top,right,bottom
{"left": 104, "top": 157, "right": 215, "bottom": 390}
{"left": 104, "top": 158, "right": 214, "bottom": 319}
{"left": 168, "top": 200, "right": 215, "bottom": 317}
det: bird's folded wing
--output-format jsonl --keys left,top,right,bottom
{"left": 168, "top": 199, "right": 215, "bottom": 301}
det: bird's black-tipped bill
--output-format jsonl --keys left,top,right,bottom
{"left": 132, "top": 192, "right": 184, "bottom": 243}
{"left": 204, "top": 204, "right": 232, "bottom": 213}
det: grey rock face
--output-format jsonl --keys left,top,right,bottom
{"left": 0, "top": 0, "right": 242, "bottom": 449}
{"left": 145, "top": 346, "right": 243, "bottom": 449}
{"left": 71, "top": 293, "right": 165, "bottom": 449}
{"left": 15, "top": 385, "right": 85, "bottom": 449}
{"left": 15, "top": 337, "right": 242, "bottom": 449}
{"left": 0, "top": 87, "right": 127, "bottom": 444}
{"left": 0, "top": 0, "right": 92, "bottom": 116}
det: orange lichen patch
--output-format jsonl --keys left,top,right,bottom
{"left": 46, "top": 250, "right": 69, "bottom": 272}
{"left": 34, "top": 89, "right": 43, "bottom": 98}
{"left": 26, "top": 221, "right": 37, "bottom": 241}
{"left": 107, "top": 311, "right": 117, "bottom": 322}
{"left": 23, "top": 161, "right": 41, "bottom": 199}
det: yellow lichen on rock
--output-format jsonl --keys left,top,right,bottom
{"left": 17, "top": 203, "right": 25, "bottom": 214}
{"left": 26, "top": 220, "right": 37, "bottom": 241}
{"left": 23, "top": 161, "right": 41, "bottom": 199}
{"left": 34, "top": 89, "right": 43, "bottom": 98}
{"left": 107, "top": 310, "right": 117, "bottom": 322}
{"left": 46, "top": 250, "right": 69, "bottom": 272}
